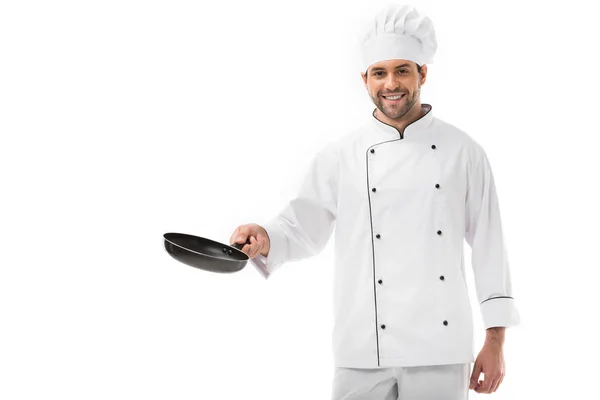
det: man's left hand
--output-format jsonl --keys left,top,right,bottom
{"left": 469, "top": 341, "right": 505, "bottom": 393}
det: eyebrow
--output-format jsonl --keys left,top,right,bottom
{"left": 370, "top": 63, "right": 411, "bottom": 71}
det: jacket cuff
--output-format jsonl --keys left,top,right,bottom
{"left": 480, "top": 296, "right": 521, "bottom": 329}
{"left": 249, "top": 254, "right": 269, "bottom": 279}
{"left": 248, "top": 220, "right": 287, "bottom": 279}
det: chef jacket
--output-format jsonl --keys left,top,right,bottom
{"left": 250, "top": 103, "right": 521, "bottom": 368}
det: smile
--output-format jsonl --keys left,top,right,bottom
{"left": 382, "top": 93, "right": 406, "bottom": 103}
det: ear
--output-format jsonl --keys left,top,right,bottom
{"left": 420, "top": 64, "right": 428, "bottom": 84}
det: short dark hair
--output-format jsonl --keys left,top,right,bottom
{"left": 365, "top": 63, "right": 422, "bottom": 79}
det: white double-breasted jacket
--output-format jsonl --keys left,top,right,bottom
{"left": 251, "top": 103, "right": 521, "bottom": 368}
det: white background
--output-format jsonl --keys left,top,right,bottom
{"left": 1, "top": 0, "right": 599, "bottom": 398}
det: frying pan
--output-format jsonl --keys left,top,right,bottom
{"left": 163, "top": 232, "right": 253, "bottom": 273}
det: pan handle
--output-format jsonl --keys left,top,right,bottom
{"left": 230, "top": 238, "right": 251, "bottom": 251}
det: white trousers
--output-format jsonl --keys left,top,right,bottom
{"left": 331, "top": 363, "right": 471, "bottom": 400}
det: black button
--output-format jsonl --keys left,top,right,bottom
{"left": 440, "top": 275, "right": 445, "bottom": 281}
{"left": 443, "top": 320, "right": 448, "bottom": 326}
{"left": 228, "top": 249, "right": 233, "bottom": 255}
{"left": 222, "top": 248, "right": 227, "bottom": 252}
{"left": 381, "top": 324, "right": 386, "bottom": 329}
{"left": 435, "top": 183, "right": 440, "bottom": 188}
{"left": 437, "top": 230, "right": 442, "bottom": 235}
{"left": 431, "top": 145, "right": 436, "bottom": 149}
{"left": 378, "top": 279, "right": 383, "bottom": 284}
{"left": 370, "top": 149, "right": 375, "bottom": 153}
{"left": 372, "top": 187, "right": 377, "bottom": 192}
{"left": 376, "top": 234, "right": 381, "bottom": 239}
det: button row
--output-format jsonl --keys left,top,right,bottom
{"left": 372, "top": 143, "right": 445, "bottom": 332}
{"left": 376, "top": 276, "right": 445, "bottom": 284}
{"left": 369, "top": 144, "right": 438, "bottom": 153}
{"left": 380, "top": 320, "right": 448, "bottom": 330}
{"left": 372, "top": 230, "right": 443, "bottom": 238}
{"left": 372, "top": 182, "right": 441, "bottom": 192}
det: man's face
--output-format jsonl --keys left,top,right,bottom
{"left": 361, "top": 59, "right": 427, "bottom": 120}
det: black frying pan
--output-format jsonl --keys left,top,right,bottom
{"left": 163, "top": 232, "right": 252, "bottom": 273}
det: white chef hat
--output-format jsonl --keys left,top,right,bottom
{"left": 356, "top": 3, "right": 437, "bottom": 73}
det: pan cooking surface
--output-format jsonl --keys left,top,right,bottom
{"left": 163, "top": 232, "right": 248, "bottom": 261}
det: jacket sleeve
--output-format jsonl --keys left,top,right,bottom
{"left": 465, "top": 150, "right": 521, "bottom": 329}
{"left": 249, "top": 142, "right": 339, "bottom": 279}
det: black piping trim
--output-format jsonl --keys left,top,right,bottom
{"left": 371, "top": 105, "right": 432, "bottom": 139}
{"left": 366, "top": 138, "right": 400, "bottom": 368}
{"left": 481, "top": 296, "right": 513, "bottom": 304}
{"left": 372, "top": 109, "right": 404, "bottom": 138}
{"left": 367, "top": 106, "right": 431, "bottom": 367}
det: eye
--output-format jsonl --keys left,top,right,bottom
{"left": 374, "top": 70, "right": 409, "bottom": 76}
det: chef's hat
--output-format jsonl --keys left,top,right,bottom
{"left": 356, "top": 3, "right": 437, "bottom": 73}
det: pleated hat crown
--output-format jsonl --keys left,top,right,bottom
{"left": 356, "top": 4, "right": 437, "bottom": 73}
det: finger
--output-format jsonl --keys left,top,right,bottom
{"left": 236, "top": 227, "right": 249, "bottom": 244}
{"left": 238, "top": 226, "right": 248, "bottom": 240}
{"left": 469, "top": 362, "right": 481, "bottom": 389}
{"left": 257, "top": 233, "right": 265, "bottom": 252}
{"left": 474, "top": 379, "right": 484, "bottom": 393}
{"left": 492, "top": 373, "right": 504, "bottom": 392}
{"left": 246, "top": 240, "right": 255, "bottom": 255}
{"left": 488, "top": 375, "right": 500, "bottom": 393}
{"left": 486, "top": 377, "right": 499, "bottom": 394}
{"left": 490, "top": 377, "right": 499, "bottom": 393}
{"left": 230, "top": 229, "right": 242, "bottom": 245}
{"left": 249, "top": 235, "right": 258, "bottom": 257}
{"left": 253, "top": 235, "right": 264, "bottom": 257}
{"left": 475, "top": 377, "right": 484, "bottom": 393}
{"left": 478, "top": 373, "right": 494, "bottom": 394}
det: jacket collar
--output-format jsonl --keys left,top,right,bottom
{"left": 370, "top": 103, "right": 434, "bottom": 139}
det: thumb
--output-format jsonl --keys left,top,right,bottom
{"left": 235, "top": 228, "right": 248, "bottom": 243}
{"left": 469, "top": 361, "right": 481, "bottom": 389}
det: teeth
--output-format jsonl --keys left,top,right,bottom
{"left": 384, "top": 94, "right": 404, "bottom": 100}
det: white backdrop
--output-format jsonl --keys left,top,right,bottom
{"left": 1, "top": 0, "right": 599, "bottom": 398}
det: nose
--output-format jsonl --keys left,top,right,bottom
{"left": 384, "top": 75, "right": 402, "bottom": 92}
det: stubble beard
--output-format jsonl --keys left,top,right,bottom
{"left": 374, "top": 83, "right": 421, "bottom": 120}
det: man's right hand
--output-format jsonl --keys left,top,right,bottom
{"left": 230, "top": 223, "right": 270, "bottom": 259}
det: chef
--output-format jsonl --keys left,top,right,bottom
{"left": 230, "top": 4, "right": 521, "bottom": 399}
